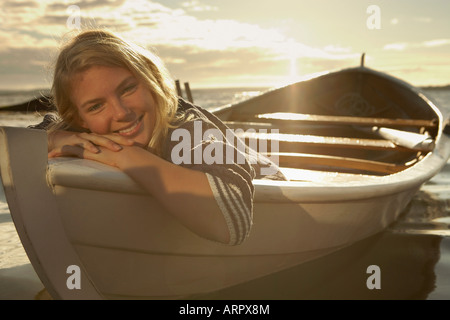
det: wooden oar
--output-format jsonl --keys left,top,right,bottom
{"left": 370, "top": 126, "right": 435, "bottom": 152}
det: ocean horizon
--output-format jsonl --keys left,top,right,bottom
{"left": 2, "top": 82, "right": 450, "bottom": 111}
{"left": 0, "top": 86, "right": 270, "bottom": 111}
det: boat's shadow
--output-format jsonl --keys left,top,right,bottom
{"left": 193, "top": 231, "right": 441, "bottom": 300}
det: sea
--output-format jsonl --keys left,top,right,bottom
{"left": 1, "top": 86, "right": 450, "bottom": 300}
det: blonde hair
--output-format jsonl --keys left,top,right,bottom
{"left": 50, "top": 28, "right": 180, "bottom": 156}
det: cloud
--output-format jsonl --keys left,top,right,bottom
{"left": 181, "top": 0, "right": 218, "bottom": 12}
{"left": 423, "top": 39, "right": 450, "bottom": 47}
{"left": 47, "top": 0, "right": 127, "bottom": 10}
{"left": 384, "top": 38, "right": 450, "bottom": 51}
{"left": 0, "top": 0, "right": 361, "bottom": 89}
{"left": 383, "top": 43, "right": 408, "bottom": 51}
{"left": 323, "top": 45, "right": 352, "bottom": 54}
{"left": 390, "top": 18, "right": 399, "bottom": 25}
{"left": 2, "top": 0, "right": 359, "bottom": 57}
{"left": 2, "top": 1, "right": 40, "bottom": 9}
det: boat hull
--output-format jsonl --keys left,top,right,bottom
{"left": 1, "top": 125, "right": 446, "bottom": 299}
{"left": 53, "top": 182, "right": 419, "bottom": 299}
{"left": 1, "top": 67, "right": 450, "bottom": 299}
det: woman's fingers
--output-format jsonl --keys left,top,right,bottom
{"left": 74, "top": 138, "right": 101, "bottom": 153}
{"left": 77, "top": 132, "right": 121, "bottom": 151}
{"left": 48, "top": 145, "right": 85, "bottom": 158}
{"left": 76, "top": 132, "right": 134, "bottom": 151}
{"left": 48, "top": 130, "right": 136, "bottom": 159}
{"left": 102, "top": 134, "right": 135, "bottom": 146}
{"left": 48, "top": 144, "right": 123, "bottom": 168}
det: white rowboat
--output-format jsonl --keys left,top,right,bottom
{"left": 1, "top": 65, "right": 449, "bottom": 299}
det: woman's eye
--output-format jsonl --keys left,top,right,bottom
{"left": 122, "top": 84, "right": 137, "bottom": 95}
{"left": 88, "top": 103, "right": 102, "bottom": 112}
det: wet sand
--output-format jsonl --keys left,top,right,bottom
{"left": 0, "top": 208, "right": 48, "bottom": 299}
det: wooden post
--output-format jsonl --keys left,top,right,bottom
{"left": 175, "top": 80, "right": 183, "bottom": 98}
{"left": 184, "top": 82, "right": 194, "bottom": 103}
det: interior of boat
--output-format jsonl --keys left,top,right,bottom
{"left": 215, "top": 69, "right": 441, "bottom": 179}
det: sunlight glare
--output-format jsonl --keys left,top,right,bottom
{"left": 286, "top": 39, "right": 300, "bottom": 85}
{"left": 290, "top": 56, "right": 298, "bottom": 80}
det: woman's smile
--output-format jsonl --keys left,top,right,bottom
{"left": 115, "top": 114, "right": 144, "bottom": 137}
{"left": 71, "top": 66, "right": 157, "bottom": 147}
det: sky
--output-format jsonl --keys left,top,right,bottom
{"left": 0, "top": 0, "right": 449, "bottom": 90}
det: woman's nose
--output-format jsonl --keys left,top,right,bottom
{"left": 111, "top": 99, "right": 133, "bottom": 121}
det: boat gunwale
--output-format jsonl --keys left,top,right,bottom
{"left": 47, "top": 137, "right": 450, "bottom": 202}
{"left": 47, "top": 127, "right": 450, "bottom": 204}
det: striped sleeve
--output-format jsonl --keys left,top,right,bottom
{"left": 205, "top": 172, "right": 253, "bottom": 245}
{"left": 162, "top": 101, "right": 258, "bottom": 245}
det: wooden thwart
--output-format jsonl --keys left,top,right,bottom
{"left": 250, "top": 112, "right": 438, "bottom": 128}
{"left": 266, "top": 152, "right": 408, "bottom": 174}
{"left": 236, "top": 131, "right": 413, "bottom": 152}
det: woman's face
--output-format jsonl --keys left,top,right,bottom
{"left": 71, "top": 65, "right": 157, "bottom": 147}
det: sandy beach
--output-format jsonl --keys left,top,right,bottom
{"left": 0, "top": 217, "right": 45, "bottom": 299}
{"left": 0, "top": 187, "right": 48, "bottom": 300}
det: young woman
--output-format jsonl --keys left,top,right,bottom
{"left": 35, "top": 29, "right": 285, "bottom": 246}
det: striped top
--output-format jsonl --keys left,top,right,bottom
{"left": 163, "top": 99, "right": 286, "bottom": 245}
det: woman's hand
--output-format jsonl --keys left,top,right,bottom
{"left": 47, "top": 130, "right": 135, "bottom": 159}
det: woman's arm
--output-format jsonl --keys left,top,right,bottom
{"left": 80, "top": 145, "right": 231, "bottom": 244}
{"left": 44, "top": 129, "right": 232, "bottom": 243}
